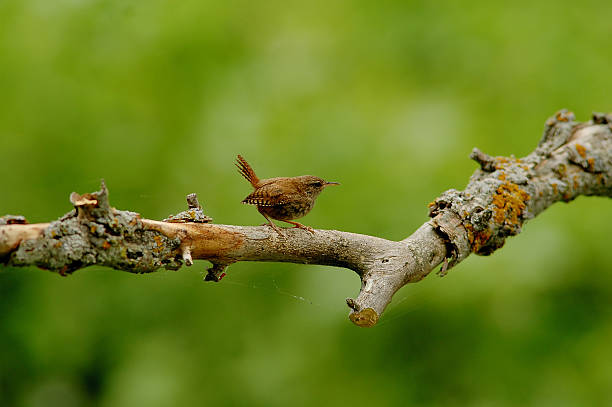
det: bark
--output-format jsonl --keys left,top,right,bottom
{"left": 1, "top": 110, "right": 611, "bottom": 327}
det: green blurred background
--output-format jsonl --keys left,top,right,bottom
{"left": 1, "top": 0, "right": 611, "bottom": 406}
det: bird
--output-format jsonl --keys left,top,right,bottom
{"left": 236, "top": 154, "right": 339, "bottom": 235}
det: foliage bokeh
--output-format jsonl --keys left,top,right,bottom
{"left": 1, "top": 1, "right": 611, "bottom": 406}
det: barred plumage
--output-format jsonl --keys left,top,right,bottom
{"left": 236, "top": 155, "right": 339, "bottom": 235}
{"left": 235, "top": 154, "right": 260, "bottom": 188}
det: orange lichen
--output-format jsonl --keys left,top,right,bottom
{"left": 493, "top": 156, "right": 527, "bottom": 172}
{"left": 556, "top": 111, "right": 571, "bottom": 122}
{"left": 153, "top": 235, "right": 163, "bottom": 246}
{"left": 587, "top": 158, "right": 595, "bottom": 171}
{"left": 552, "top": 183, "right": 558, "bottom": 194}
{"left": 491, "top": 182, "right": 530, "bottom": 228}
{"left": 465, "top": 181, "right": 530, "bottom": 254}
{"left": 498, "top": 172, "right": 506, "bottom": 181}
{"left": 152, "top": 235, "right": 165, "bottom": 254}
{"left": 494, "top": 156, "right": 512, "bottom": 170}
{"left": 465, "top": 221, "right": 493, "bottom": 254}
{"left": 573, "top": 176, "right": 579, "bottom": 190}
{"left": 464, "top": 222, "right": 474, "bottom": 241}
{"left": 575, "top": 144, "right": 587, "bottom": 158}
{"left": 102, "top": 241, "right": 111, "bottom": 250}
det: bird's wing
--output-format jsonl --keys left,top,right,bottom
{"left": 242, "top": 183, "right": 289, "bottom": 206}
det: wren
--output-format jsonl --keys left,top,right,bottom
{"left": 236, "top": 155, "right": 339, "bottom": 235}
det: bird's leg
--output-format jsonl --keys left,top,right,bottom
{"left": 282, "top": 220, "right": 315, "bottom": 234}
{"left": 257, "top": 209, "right": 284, "bottom": 236}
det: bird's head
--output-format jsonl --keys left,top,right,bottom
{"left": 299, "top": 176, "right": 340, "bottom": 198}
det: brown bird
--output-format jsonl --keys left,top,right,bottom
{"left": 236, "top": 155, "right": 339, "bottom": 235}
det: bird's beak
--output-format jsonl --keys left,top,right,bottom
{"left": 325, "top": 181, "right": 340, "bottom": 186}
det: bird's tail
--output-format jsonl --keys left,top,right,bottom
{"left": 235, "top": 155, "right": 260, "bottom": 187}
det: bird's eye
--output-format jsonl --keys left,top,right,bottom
{"left": 310, "top": 181, "right": 323, "bottom": 187}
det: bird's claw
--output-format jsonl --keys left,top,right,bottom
{"left": 262, "top": 222, "right": 285, "bottom": 236}
{"left": 261, "top": 222, "right": 314, "bottom": 235}
{"left": 292, "top": 223, "right": 315, "bottom": 234}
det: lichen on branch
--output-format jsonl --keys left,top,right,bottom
{"left": 1, "top": 110, "right": 611, "bottom": 327}
{"left": 429, "top": 109, "right": 611, "bottom": 264}
{"left": 5, "top": 182, "right": 183, "bottom": 275}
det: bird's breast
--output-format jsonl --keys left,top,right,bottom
{"left": 260, "top": 200, "right": 314, "bottom": 221}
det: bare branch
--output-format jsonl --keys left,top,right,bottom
{"left": 1, "top": 110, "right": 611, "bottom": 327}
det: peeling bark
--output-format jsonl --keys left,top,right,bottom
{"left": 1, "top": 110, "right": 611, "bottom": 327}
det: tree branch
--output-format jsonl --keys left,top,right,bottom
{"left": 1, "top": 110, "right": 611, "bottom": 327}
